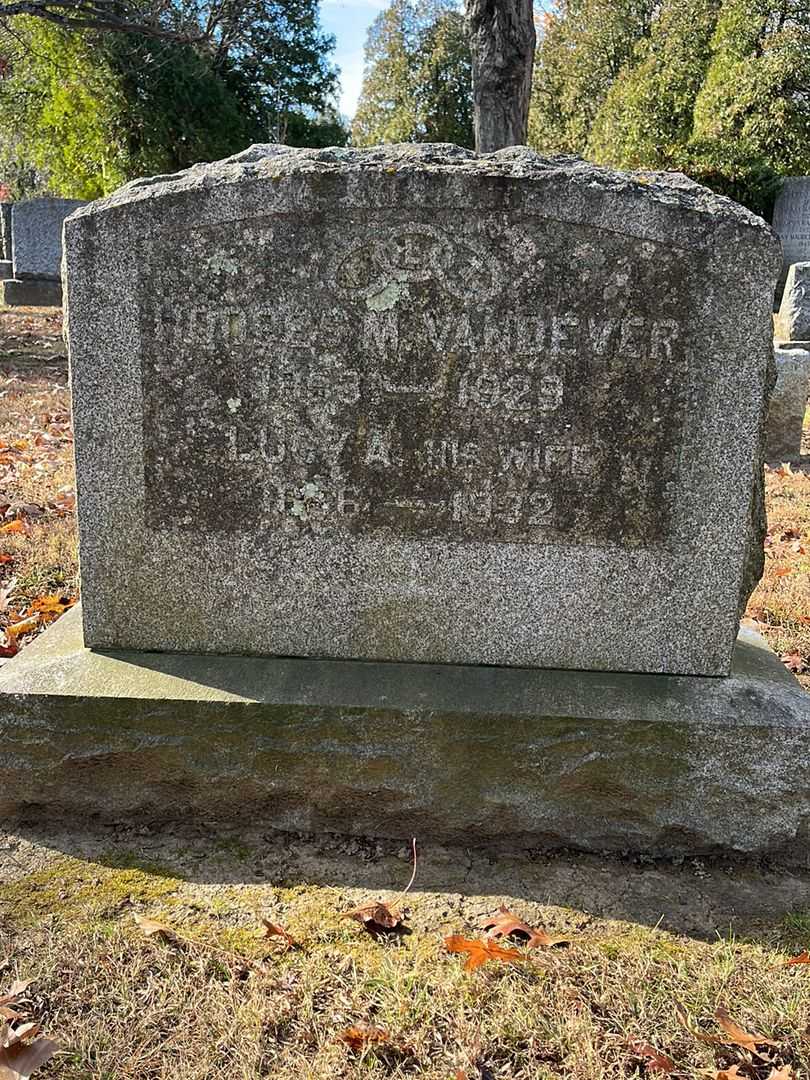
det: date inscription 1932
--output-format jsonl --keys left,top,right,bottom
{"left": 141, "top": 212, "right": 697, "bottom": 546}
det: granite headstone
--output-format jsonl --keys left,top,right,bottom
{"left": 64, "top": 145, "right": 779, "bottom": 676}
{"left": 12, "top": 197, "right": 85, "bottom": 280}
{"left": 772, "top": 178, "right": 810, "bottom": 296}
{"left": 775, "top": 262, "right": 810, "bottom": 342}
{"left": 767, "top": 346, "right": 810, "bottom": 461}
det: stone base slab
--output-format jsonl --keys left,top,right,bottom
{"left": 1, "top": 277, "right": 62, "bottom": 307}
{"left": 1, "top": 606, "right": 809, "bottom": 861}
{"left": 0, "top": 261, "right": 12, "bottom": 282}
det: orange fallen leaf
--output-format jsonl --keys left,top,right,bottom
{"left": 444, "top": 935, "right": 524, "bottom": 971}
{"left": 0, "top": 555, "right": 12, "bottom": 565}
{"left": 715, "top": 1067, "right": 746, "bottom": 1080}
{"left": 714, "top": 1006, "right": 778, "bottom": 1053}
{"left": 336, "top": 1025, "right": 390, "bottom": 1051}
{"left": 773, "top": 566, "right": 793, "bottom": 578}
{"left": 766, "top": 1067, "right": 795, "bottom": 1080}
{"left": 481, "top": 905, "right": 568, "bottom": 949}
{"left": 0, "top": 520, "right": 25, "bottom": 535}
{"left": 628, "top": 1038, "right": 675, "bottom": 1074}
{"left": 26, "top": 595, "right": 75, "bottom": 622}
{"left": 786, "top": 950, "right": 810, "bottom": 965}
{"left": 261, "top": 919, "right": 297, "bottom": 948}
{"left": 343, "top": 900, "right": 403, "bottom": 932}
{"left": 4, "top": 616, "right": 39, "bottom": 642}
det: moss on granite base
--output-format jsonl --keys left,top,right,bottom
{"left": 1, "top": 605, "right": 809, "bottom": 861}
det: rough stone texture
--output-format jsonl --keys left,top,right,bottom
{"left": 64, "top": 144, "right": 779, "bottom": 675}
{"left": 1, "top": 278, "right": 62, "bottom": 307}
{"left": 767, "top": 347, "right": 810, "bottom": 461}
{"left": 1, "top": 605, "right": 809, "bottom": 859}
{"left": 12, "top": 197, "right": 85, "bottom": 280}
{"left": 775, "top": 261, "right": 810, "bottom": 341}
{"left": 0, "top": 203, "right": 11, "bottom": 262}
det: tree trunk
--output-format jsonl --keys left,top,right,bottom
{"left": 466, "top": 0, "right": 536, "bottom": 152}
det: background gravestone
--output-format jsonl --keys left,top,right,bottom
{"left": 767, "top": 346, "right": 810, "bottom": 461}
{"left": 64, "top": 144, "right": 779, "bottom": 677}
{"left": 772, "top": 178, "right": 810, "bottom": 297}
{"left": 12, "top": 197, "right": 85, "bottom": 280}
{"left": 775, "top": 261, "right": 810, "bottom": 342}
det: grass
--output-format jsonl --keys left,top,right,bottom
{"left": 1, "top": 853, "right": 810, "bottom": 1078}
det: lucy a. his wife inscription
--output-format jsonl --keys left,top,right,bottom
{"left": 64, "top": 144, "right": 778, "bottom": 675}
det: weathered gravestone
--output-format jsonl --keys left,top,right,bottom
{"left": 772, "top": 178, "right": 810, "bottom": 297}
{"left": 775, "top": 262, "right": 810, "bottom": 343}
{"left": 2, "top": 145, "right": 809, "bottom": 859}
{"left": 1, "top": 197, "right": 85, "bottom": 306}
{"left": 65, "top": 145, "right": 775, "bottom": 677}
{"left": 767, "top": 346, "right": 810, "bottom": 461}
{"left": 0, "top": 203, "right": 12, "bottom": 279}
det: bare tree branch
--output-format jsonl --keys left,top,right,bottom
{"left": 0, "top": 0, "right": 200, "bottom": 41}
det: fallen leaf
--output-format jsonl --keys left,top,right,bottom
{"left": 766, "top": 1067, "right": 794, "bottom": 1080}
{"left": 0, "top": 645, "right": 18, "bottom": 659}
{"left": 260, "top": 920, "right": 297, "bottom": 948}
{"left": 774, "top": 566, "right": 793, "bottom": 578}
{"left": 133, "top": 914, "right": 175, "bottom": 939}
{"left": 781, "top": 652, "right": 808, "bottom": 675}
{"left": 26, "top": 595, "right": 75, "bottom": 623}
{"left": 715, "top": 1067, "right": 746, "bottom": 1080}
{"left": 336, "top": 1025, "right": 390, "bottom": 1051}
{"left": 4, "top": 617, "right": 39, "bottom": 643}
{"left": 0, "top": 1020, "right": 58, "bottom": 1080}
{"left": 0, "top": 556, "right": 12, "bottom": 565}
{"left": 444, "top": 935, "right": 524, "bottom": 971}
{"left": 775, "top": 463, "right": 795, "bottom": 477}
{"left": 343, "top": 900, "right": 405, "bottom": 936}
{"left": 0, "top": 521, "right": 24, "bottom": 536}
{"left": 786, "top": 950, "right": 810, "bottom": 965}
{"left": 628, "top": 1038, "right": 675, "bottom": 1074}
{"left": 480, "top": 905, "right": 568, "bottom": 949}
{"left": 714, "top": 1006, "right": 778, "bottom": 1053}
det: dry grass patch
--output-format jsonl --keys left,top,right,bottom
{"left": 1, "top": 854, "right": 810, "bottom": 1079}
{"left": 746, "top": 456, "right": 810, "bottom": 689}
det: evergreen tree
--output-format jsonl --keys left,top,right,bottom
{"left": 529, "top": 0, "right": 655, "bottom": 155}
{"left": 352, "top": 0, "right": 473, "bottom": 147}
{"left": 587, "top": 0, "right": 722, "bottom": 169}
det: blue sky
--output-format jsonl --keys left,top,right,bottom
{"left": 320, "top": 0, "right": 389, "bottom": 120}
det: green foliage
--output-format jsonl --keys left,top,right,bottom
{"left": 529, "top": 0, "right": 810, "bottom": 215}
{"left": 529, "top": 0, "right": 656, "bottom": 155}
{"left": 352, "top": 0, "right": 472, "bottom": 147}
{"left": 0, "top": 0, "right": 343, "bottom": 197}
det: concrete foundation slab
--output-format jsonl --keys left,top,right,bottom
{"left": 1, "top": 277, "right": 62, "bottom": 307}
{"left": 1, "top": 605, "right": 809, "bottom": 861}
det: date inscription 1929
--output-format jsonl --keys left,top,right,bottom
{"left": 141, "top": 213, "right": 697, "bottom": 546}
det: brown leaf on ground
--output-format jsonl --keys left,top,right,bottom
{"left": 342, "top": 900, "right": 405, "bottom": 936}
{"left": 480, "top": 905, "right": 568, "bottom": 949}
{"left": 133, "top": 914, "right": 175, "bottom": 940}
{"left": 336, "top": 1025, "right": 390, "bottom": 1051}
{"left": 786, "top": 950, "right": 810, "bottom": 965}
{"left": 628, "top": 1038, "right": 676, "bottom": 1074}
{"left": 0, "top": 1020, "right": 58, "bottom": 1080}
{"left": 714, "top": 1006, "right": 778, "bottom": 1053}
{"left": 0, "top": 521, "right": 25, "bottom": 535}
{"left": 766, "top": 1067, "right": 794, "bottom": 1080}
{"left": 714, "top": 1067, "right": 746, "bottom": 1080}
{"left": 781, "top": 652, "right": 808, "bottom": 675}
{"left": 260, "top": 920, "right": 297, "bottom": 948}
{"left": 444, "top": 935, "right": 525, "bottom": 971}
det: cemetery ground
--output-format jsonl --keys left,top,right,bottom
{"left": 0, "top": 307, "right": 808, "bottom": 1078}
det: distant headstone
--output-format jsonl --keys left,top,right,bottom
{"left": 772, "top": 178, "right": 810, "bottom": 295}
{"left": 767, "top": 346, "right": 810, "bottom": 461}
{"left": 12, "top": 197, "right": 85, "bottom": 280}
{"left": 0, "top": 203, "right": 12, "bottom": 262}
{"left": 775, "top": 262, "right": 810, "bottom": 342}
{"left": 64, "top": 145, "right": 779, "bottom": 677}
